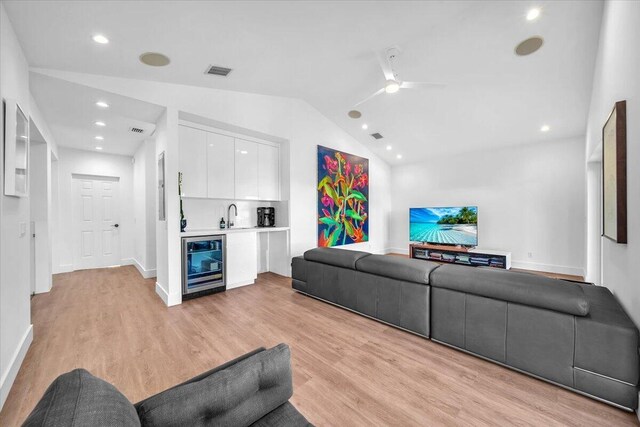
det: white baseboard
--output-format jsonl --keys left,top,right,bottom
{"left": 510, "top": 260, "right": 584, "bottom": 277}
{"left": 130, "top": 258, "right": 157, "bottom": 279}
{"left": 155, "top": 282, "right": 181, "bottom": 307}
{"left": 227, "top": 279, "right": 255, "bottom": 290}
{"left": 55, "top": 264, "right": 73, "bottom": 274}
{"left": 386, "top": 247, "right": 410, "bottom": 255}
{"left": 0, "top": 325, "right": 33, "bottom": 411}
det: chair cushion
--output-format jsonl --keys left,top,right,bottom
{"left": 304, "top": 247, "right": 370, "bottom": 270}
{"left": 250, "top": 402, "right": 313, "bottom": 427}
{"left": 135, "top": 344, "right": 293, "bottom": 427}
{"left": 23, "top": 369, "right": 140, "bottom": 427}
{"left": 430, "top": 264, "right": 590, "bottom": 316}
{"left": 355, "top": 255, "right": 439, "bottom": 285}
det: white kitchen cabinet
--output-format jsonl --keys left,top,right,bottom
{"left": 206, "top": 132, "right": 235, "bottom": 199}
{"left": 226, "top": 232, "right": 257, "bottom": 289}
{"left": 234, "top": 139, "right": 259, "bottom": 200}
{"left": 178, "top": 125, "right": 207, "bottom": 198}
{"left": 258, "top": 143, "right": 280, "bottom": 201}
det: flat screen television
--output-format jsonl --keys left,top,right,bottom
{"left": 409, "top": 206, "right": 478, "bottom": 246}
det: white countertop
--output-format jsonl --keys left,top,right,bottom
{"left": 181, "top": 226, "right": 290, "bottom": 237}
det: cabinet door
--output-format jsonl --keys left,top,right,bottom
{"left": 226, "top": 232, "right": 258, "bottom": 289}
{"left": 178, "top": 126, "right": 207, "bottom": 198}
{"left": 258, "top": 144, "right": 280, "bottom": 201}
{"left": 206, "top": 132, "right": 235, "bottom": 199}
{"left": 234, "top": 139, "right": 259, "bottom": 200}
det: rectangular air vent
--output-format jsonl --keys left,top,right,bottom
{"left": 205, "top": 65, "right": 233, "bottom": 76}
{"left": 129, "top": 127, "right": 144, "bottom": 134}
{"left": 370, "top": 132, "right": 383, "bottom": 140}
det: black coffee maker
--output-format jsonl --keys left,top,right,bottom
{"left": 257, "top": 207, "right": 275, "bottom": 227}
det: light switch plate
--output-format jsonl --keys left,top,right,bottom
{"left": 19, "top": 222, "right": 27, "bottom": 237}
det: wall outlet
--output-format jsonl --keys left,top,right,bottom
{"left": 527, "top": 252, "right": 533, "bottom": 258}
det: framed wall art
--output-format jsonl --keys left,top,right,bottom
{"left": 602, "top": 100, "right": 627, "bottom": 243}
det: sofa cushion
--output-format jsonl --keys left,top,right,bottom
{"left": 356, "top": 254, "right": 439, "bottom": 285}
{"left": 303, "top": 247, "right": 370, "bottom": 270}
{"left": 135, "top": 344, "right": 293, "bottom": 427}
{"left": 23, "top": 369, "right": 140, "bottom": 427}
{"left": 249, "top": 402, "right": 313, "bottom": 427}
{"left": 430, "top": 264, "right": 589, "bottom": 316}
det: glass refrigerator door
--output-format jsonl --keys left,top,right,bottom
{"left": 185, "top": 238, "right": 224, "bottom": 291}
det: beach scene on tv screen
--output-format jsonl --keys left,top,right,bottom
{"left": 410, "top": 206, "right": 478, "bottom": 245}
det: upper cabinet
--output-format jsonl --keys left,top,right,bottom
{"left": 207, "top": 132, "right": 235, "bottom": 199}
{"left": 258, "top": 143, "right": 280, "bottom": 201}
{"left": 178, "top": 123, "right": 281, "bottom": 201}
{"left": 234, "top": 139, "right": 259, "bottom": 200}
{"left": 178, "top": 125, "right": 207, "bottom": 198}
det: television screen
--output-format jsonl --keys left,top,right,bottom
{"left": 410, "top": 206, "right": 478, "bottom": 246}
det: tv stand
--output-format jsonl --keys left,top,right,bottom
{"left": 410, "top": 243, "right": 511, "bottom": 269}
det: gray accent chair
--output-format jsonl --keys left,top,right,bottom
{"left": 292, "top": 248, "right": 640, "bottom": 411}
{"left": 23, "top": 344, "right": 312, "bottom": 427}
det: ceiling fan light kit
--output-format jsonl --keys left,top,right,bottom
{"left": 384, "top": 80, "right": 401, "bottom": 94}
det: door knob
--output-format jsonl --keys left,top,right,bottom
{"left": 113, "top": 224, "right": 119, "bottom": 228}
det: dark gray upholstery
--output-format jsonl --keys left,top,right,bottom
{"left": 430, "top": 264, "right": 590, "bottom": 316}
{"left": 303, "top": 247, "right": 369, "bottom": 270}
{"left": 355, "top": 254, "right": 439, "bottom": 284}
{"left": 136, "top": 344, "right": 295, "bottom": 426}
{"left": 23, "top": 369, "right": 140, "bottom": 427}
{"left": 292, "top": 247, "right": 640, "bottom": 410}
{"left": 24, "top": 345, "right": 311, "bottom": 427}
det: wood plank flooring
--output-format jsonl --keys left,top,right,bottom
{"left": 0, "top": 266, "right": 637, "bottom": 426}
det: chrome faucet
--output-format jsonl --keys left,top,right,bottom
{"left": 227, "top": 204, "right": 238, "bottom": 228}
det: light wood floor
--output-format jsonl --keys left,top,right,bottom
{"left": 0, "top": 266, "right": 636, "bottom": 426}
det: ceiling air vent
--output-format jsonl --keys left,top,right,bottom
{"left": 205, "top": 65, "right": 233, "bottom": 76}
{"left": 370, "top": 132, "right": 383, "bottom": 140}
{"left": 129, "top": 127, "right": 145, "bottom": 134}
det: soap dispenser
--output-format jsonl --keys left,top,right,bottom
{"left": 220, "top": 217, "right": 226, "bottom": 229}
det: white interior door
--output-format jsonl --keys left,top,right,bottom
{"left": 73, "top": 176, "right": 121, "bottom": 270}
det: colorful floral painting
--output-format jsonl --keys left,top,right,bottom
{"left": 317, "top": 145, "right": 369, "bottom": 247}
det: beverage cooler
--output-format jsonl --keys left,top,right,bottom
{"left": 182, "top": 235, "right": 225, "bottom": 298}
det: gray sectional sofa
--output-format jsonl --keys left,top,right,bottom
{"left": 292, "top": 247, "right": 640, "bottom": 411}
{"left": 23, "top": 344, "right": 312, "bottom": 427}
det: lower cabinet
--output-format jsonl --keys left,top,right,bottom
{"left": 226, "top": 232, "right": 258, "bottom": 289}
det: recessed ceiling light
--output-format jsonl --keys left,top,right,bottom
{"left": 540, "top": 125, "right": 550, "bottom": 132}
{"left": 385, "top": 80, "right": 400, "bottom": 94}
{"left": 362, "top": 124, "right": 368, "bottom": 130}
{"left": 92, "top": 34, "right": 109, "bottom": 44}
{"left": 240, "top": 150, "right": 248, "bottom": 154}
{"left": 515, "top": 36, "right": 544, "bottom": 56}
{"left": 139, "top": 52, "right": 171, "bottom": 67}
{"left": 386, "top": 145, "right": 392, "bottom": 151}
{"left": 19, "top": 135, "right": 28, "bottom": 139}
{"left": 396, "top": 154, "right": 402, "bottom": 159}
{"left": 526, "top": 8, "right": 541, "bottom": 21}
{"left": 95, "top": 136, "right": 104, "bottom": 140}
{"left": 95, "top": 146, "right": 103, "bottom": 150}
{"left": 94, "top": 121, "right": 106, "bottom": 127}
{"left": 348, "top": 110, "right": 362, "bottom": 119}
{"left": 96, "top": 101, "right": 109, "bottom": 108}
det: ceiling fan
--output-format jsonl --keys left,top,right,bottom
{"left": 354, "top": 47, "right": 446, "bottom": 107}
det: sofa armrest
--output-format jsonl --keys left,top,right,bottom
{"left": 135, "top": 344, "right": 294, "bottom": 427}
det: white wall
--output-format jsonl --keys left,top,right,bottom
{"left": 389, "top": 138, "right": 586, "bottom": 276}
{"left": 35, "top": 70, "right": 392, "bottom": 306}
{"left": 585, "top": 0, "right": 640, "bottom": 327}
{"left": 0, "top": 2, "right": 33, "bottom": 410}
{"left": 52, "top": 147, "right": 135, "bottom": 272}
{"left": 133, "top": 139, "right": 156, "bottom": 278}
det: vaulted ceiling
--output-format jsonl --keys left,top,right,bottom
{"left": 4, "top": 0, "right": 603, "bottom": 162}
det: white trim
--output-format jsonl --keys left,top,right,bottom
{"left": 155, "top": 281, "right": 181, "bottom": 307}
{"left": 387, "top": 247, "right": 410, "bottom": 255}
{"left": 0, "top": 325, "right": 33, "bottom": 411}
{"left": 510, "top": 260, "right": 584, "bottom": 277}
{"left": 131, "top": 258, "right": 157, "bottom": 279}
{"left": 55, "top": 264, "right": 73, "bottom": 273}
{"left": 226, "top": 279, "right": 255, "bottom": 290}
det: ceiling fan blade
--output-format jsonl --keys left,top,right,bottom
{"left": 401, "top": 81, "right": 447, "bottom": 89}
{"left": 354, "top": 87, "right": 385, "bottom": 107}
{"left": 376, "top": 51, "right": 396, "bottom": 81}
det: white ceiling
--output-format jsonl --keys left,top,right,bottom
{"left": 5, "top": 1, "right": 603, "bottom": 162}
{"left": 29, "top": 72, "right": 164, "bottom": 156}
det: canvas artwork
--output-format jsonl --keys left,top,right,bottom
{"left": 317, "top": 145, "right": 369, "bottom": 247}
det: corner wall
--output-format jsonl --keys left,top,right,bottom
{"left": 389, "top": 137, "right": 586, "bottom": 276}
{"left": 585, "top": 0, "right": 640, "bottom": 327}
